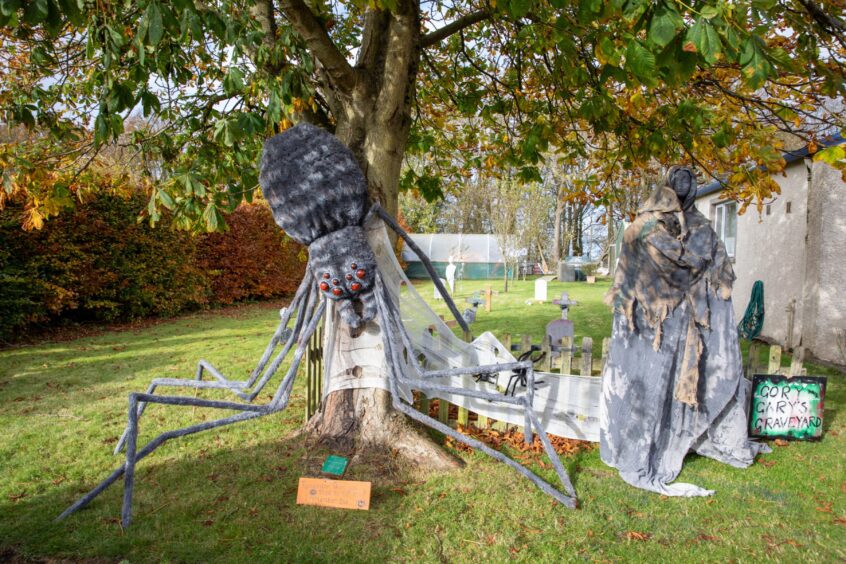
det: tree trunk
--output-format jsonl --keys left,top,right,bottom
{"left": 552, "top": 189, "right": 564, "bottom": 265}
{"left": 302, "top": 1, "right": 461, "bottom": 473}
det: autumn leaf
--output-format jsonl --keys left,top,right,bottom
{"left": 625, "top": 531, "right": 651, "bottom": 541}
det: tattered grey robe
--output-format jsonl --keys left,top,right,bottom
{"left": 600, "top": 186, "right": 769, "bottom": 496}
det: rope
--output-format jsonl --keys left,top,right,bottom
{"left": 737, "top": 280, "right": 765, "bottom": 340}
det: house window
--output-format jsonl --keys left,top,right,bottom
{"left": 714, "top": 201, "right": 737, "bottom": 257}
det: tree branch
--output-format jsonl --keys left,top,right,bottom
{"left": 276, "top": 0, "right": 356, "bottom": 92}
{"left": 248, "top": 0, "right": 283, "bottom": 73}
{"left": 420, "top": 9, "right": 491, "bottom": 48}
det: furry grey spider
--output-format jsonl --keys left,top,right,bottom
{"left": 58, "top": 124, "right": 577, "bottom": 528}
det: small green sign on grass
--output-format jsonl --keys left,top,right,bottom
{"left": 322, "top": 455, "right": 349, "bottom": 476}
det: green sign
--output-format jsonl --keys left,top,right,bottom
{"left": 321, "top": 455, "right": 349, "bottom": 476}
{"left": 749, "top": 375, "right": 826, "bottom": 441}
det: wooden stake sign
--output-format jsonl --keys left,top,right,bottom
{"left": 296, "top": 478, "right": 371, "bottom": 510}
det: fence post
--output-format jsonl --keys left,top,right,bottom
{"left": 485, "top": 285, "right": 492, "bottom": 312}
{"left": 749, "top": 341, "right": 765, "bottom": 376}
{"left": 768, "top": 344, "right": 783, "bottom": 374}
{"left": 520, "top": 334, "right": 531, "bottom": 355}
{"left": 305, "top": 330, "right": 313, "bottom": 424}
{"left": 456, "top": 331, "right": 472, "bottom": 428}
{"left": 561, "top": 336, "right": 573, "bottom": 375}
{"left": 541, "top": 335, "right": 552, "bottom": 372}
{"left": 600, "top": 337, "right": 610, "bottom": 373}
{"left": 788, "top": 346, "right": 805, "bottom": 377}
{"left": 580, "top": 337, "right": 593, "bottom": 376}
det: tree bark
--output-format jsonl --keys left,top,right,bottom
{"left": 291, "top": 0, "right": 462, "bottom": 472}
{"left": 552, "top": 188, "right": 564, "bottom": 264}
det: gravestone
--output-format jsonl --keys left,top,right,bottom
{"left": 558, "top": 261, "right": 575, "bottom": 282}
{"left": 546, "top": 292, "right": 577, "bottom": 346}
{"left": 535, "top": 278, "right": 548, "bottom": 302}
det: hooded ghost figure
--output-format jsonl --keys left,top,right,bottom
{"left": 600, "top": 166, "right": 769, "bottom": 497}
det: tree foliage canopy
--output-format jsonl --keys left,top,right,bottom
{"left": 1, "top": 0, "right": 844, "bottom": 230}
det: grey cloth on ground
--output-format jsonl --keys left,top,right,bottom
{"left": 600, "top": 167, "right": 769, "bottom": 497}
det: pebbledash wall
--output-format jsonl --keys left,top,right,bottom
{"left": 694, "top": 135, "right": 846, "bottom": 366}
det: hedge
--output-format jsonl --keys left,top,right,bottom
{"left": 0, "top": 195, "right": 305, "bottom": 340}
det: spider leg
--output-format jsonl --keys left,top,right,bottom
{"left": 198, "top": 268, "right": 313, "bottom": 389}
{"left": 374, "top": 274, "right": 577, "bottom": 507}
{"left": 58, "top": 396, "right": 267, "bottom": 526}
{"left": 113, "top": 283, "right": 319, "bottom": 454}
{"left": 371, "top": 204, "right": 469, "bottom": 335}
{"left": 59, "top": 296, "right": 327, "bottom": 527}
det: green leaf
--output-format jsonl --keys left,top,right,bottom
{"left": 57, "top": 0, "right": 82, "bottom": 25}
{"left": 146, "top": 2, "right": 164, "bottom": 46}
{"left": 597, "top": 35, "right": 622, "bottom": 65}
{"left": 648, "top": 3, "right": 684, "bottom": 48}
{"left": 685, "top": 20, "right": 722, "bottom": 64}
{"left": 223, "top": 68, "right": 244, "bottom": 96}
{"left": 157, "top": 188, "right": 175, "bottom": 210}
{"left": 739, "top": 37, "right": 772, "bottom": 88}
{"left": 23, "top": 0, "right": 48, "bottom": 24}
{"left": 622, "top": 0, "right": 647, "bottom": 23}
{"left": 507, "top": 0, "right": 531, "bottom": 19}
{"left": 625, "top": 40, "right": 657, "bottom": 87}
{"left": 203, "top": 202, "right": 224, "bottom": 231}
{"left": 700, "top": 5, "right": 720, "bottom": 19}
{"left": 577, "top": 0, "right": 602, "bottom": 23}
{"left": 814, "top": 145, "right": 845, "bottom": 165}
{"left": 0, "top": 0, "right": 21, "bottom": 17}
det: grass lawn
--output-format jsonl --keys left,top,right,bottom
{"left": 1, "top": 278, "right": 843, "bottom": 562}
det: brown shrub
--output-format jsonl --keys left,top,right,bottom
{"left": 196, "top": 204, "right": 306, "bottom": 304}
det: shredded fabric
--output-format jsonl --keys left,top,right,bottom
{"left": 600, "top": 167, "right": 769, "bottom": 497}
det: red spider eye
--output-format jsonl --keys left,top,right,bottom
{"left": 351, "top": 282, "right": 361, "bottom": 291}
{"left": 332, "top": 287, "right": 343, "bottom": 296}
{"left": 322, "top": 273, "right": 330, "bottom": 279}
{"left": 356, "top": 269, "right": 366, "bottom": 279}
{"left": 345, "top": 273, "right": 353, "bottom": 281}
{"left": 332, "top": 278, "right": 340, "bottom": 285}
{"left": 319, "top": 281, "right": 329, "bottom": 291}
{"left": 350, "top": 263, "right": 357, "bottom": 269}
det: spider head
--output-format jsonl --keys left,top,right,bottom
{"left": 309, "top": 226, "right": 377, "bottom": 326}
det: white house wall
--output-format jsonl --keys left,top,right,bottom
{"left": 695, "top": 162, "right": 809, "bottom": 350}
{"left": 803, "top": 161, "right": 846, "bottom": 365}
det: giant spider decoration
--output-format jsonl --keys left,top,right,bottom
{"left": 58, "top": 124, "right": 577, "bottom": 528}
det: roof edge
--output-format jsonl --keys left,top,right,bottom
{"left": 695, "top": 133, "right": 845, "bottom": 199}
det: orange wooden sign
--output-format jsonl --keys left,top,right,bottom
{"left": 296, "top": 478, "right": 371, "bottom": 510}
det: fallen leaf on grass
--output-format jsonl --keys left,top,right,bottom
{"left": 774, "top": 439, "right": 790, "bottom": 447}
{"left": 834, "top": 517, "right": 846, "bottom": 526}
{"left": 7, "top": 492, "right": 27, "bottom": 502}
{"left": 390, "top": 487, "right": 408, "bottom": 496}
{"left": 697, "top": 534, "right": 719, "bottom": 543}
{"left": 202, "top": 519, "right": 214, "bottom": 527}
{"left": 52, "top": 476, "right": 66, "bottom": 485}
{"left": 757, "top": 458, "right": 776, "bottom": 468}
{"left": 815, "top": 501, "right": 833, "bottom": 514}
{"left": 625, "top": 531, "right": 651, "bottom": 541}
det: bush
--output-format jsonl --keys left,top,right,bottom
{"left": 0, "top": 195, "right": 209, "bottom": 339}
{"left": 0, "top": 195, "right": 307, "bottom": 341}
{"left": 196, "top": 204, "right": 305, "bottom": 304}
{"left": 581, "top": 262, "right": 598, "bottom": 277}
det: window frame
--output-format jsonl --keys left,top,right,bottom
{"left": 713, "top": 200, "right": 737, "bottom": 258}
